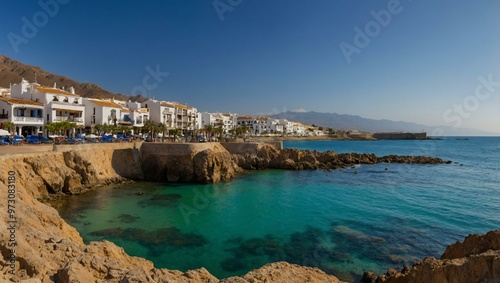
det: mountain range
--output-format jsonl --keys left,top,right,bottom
{"left": 269, "top": 111, "right": 498, "bottom": 136}
{"left": 0, "top": 55, "right": 146, "bottom": 102}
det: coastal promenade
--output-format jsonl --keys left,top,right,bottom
{"left": 0, "top": 144, "right": 53, "bottom": 155}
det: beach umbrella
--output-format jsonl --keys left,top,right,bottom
{"left": 85, "top": 134, "right": 99, "bottom": 139}
{"left": 0, "top": 129, "right": 11, "bottom": 136}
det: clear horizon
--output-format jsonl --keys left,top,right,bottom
{"left": 1, "top": 0, "right": 499, "bottom": 134}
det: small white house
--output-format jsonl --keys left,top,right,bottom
{"left": 0, "top": 97, "right": 44, "bottom": 136}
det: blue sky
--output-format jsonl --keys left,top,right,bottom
{"left": 1, "top": 0, "right": 499, "bottom": 133}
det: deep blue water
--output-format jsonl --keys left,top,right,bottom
{"left": 55, "top": 137, "right": 500, "bottom": 282}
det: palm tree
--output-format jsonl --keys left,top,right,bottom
{"left": 59, "top": 120, "right": 76, "bottom": 137}
{"left": 238, "top": 125, "right": 249, "bottom": 139}
{"left": 44, "top": 122, "right": 56, "bottom": 136}
{"left": 94, "top": 124, "right": 104, "bottom": 136}
{"left": 143, "top": 120, "right": 155, "bottom": 139}
{"left": 203, "top": 125, "right": 214, "bottom": 140}
{"left": 170, "top": 128, "right": 182, "bottom": 142}
{"left": 3, "top": 122, "right": 15, "bottom": 135}
{"left": 132, "top": 126, "right": 140, "bottom": 137}
{"left": 213, "top": 126, "right": 223, "bottom": 141}
{"left": 154, "top": 122, "right": 164, "bottom": 142}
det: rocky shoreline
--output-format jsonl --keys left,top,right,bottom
{"left": 230, "top": 145, "right": 447, "bottom": 171}
{"left": 1, "top": 142, "right": 498, "bottom": 283}
{"left": 361, "top": 230, "right": 500, "bottom": 283}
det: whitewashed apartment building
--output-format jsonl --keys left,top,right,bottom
{"left": 0, "top": 96, "right": 44, "bottom": 136}
{"left": 236, "top": 116, "right": 284, "bottom": 136}
{"left": 142, "top": 99, "right": 198, "bottom": 131}
{"left": 10, "top": 79, "right": 85, "bottom": 135}
{"left": 200, "top": 112, "right": 237, "bottom": 133}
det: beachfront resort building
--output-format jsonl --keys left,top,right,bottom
{"left": 123, "top": 101, "right": 149, "bottom": 128}
{"left": 142, "top": 99, "right": 198, "bottom": 132}
{"left": 10, "top": 79, "right": 85, "bottom": 135}
{"left": 0, "top": 96, "right": 44, "bottom": 136}
{"left": 200, "top": 112, "right": 237, "bottom": 133}
{"left": 83, "top": 98, "right": 131, "bottom": 127}
{"left": 236, "top": 116, "right": 284, "bottom": 136}
{"left": 83, "top": 99, "right": 150, "bottom": 132}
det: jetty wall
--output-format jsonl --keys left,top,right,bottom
{"left": 220, "top": 141, "right": 282, "bottom": 155}
{"left": 373, "top": 132, "right": 427, "bottom": 140}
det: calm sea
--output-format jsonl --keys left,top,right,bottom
{"left": 55, "top": 137, "right": 500, "bottom": 281}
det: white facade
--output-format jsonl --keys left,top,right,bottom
{"left": 236, "top": 116, "right": 284, "bottom": 136}
{"left": 125, "top": 101, "right": 149, "bottom": 127}
{"left": 292, "top": 123, "right": 307, "bottom": 136}
{"left": 83, "top": 98, "right": 130, "bottom": 126}
{"left": 11, "top": 79, "right": 85, "bottom": 128}
{"left": 279, "top": 119, "right": 295, "bottom": 135}
{"left": 0, "top": 97, "right": 44, "bottom": 135}
{"left": 200, "top": 112, "right": 237, "bottom": 133}
{"left": 143, "top": 99, "right": 198, "bottom": 131}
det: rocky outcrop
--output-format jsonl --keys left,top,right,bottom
{"left": 440, "top": 230, "right": 500, "bottom": 260}
{"left": 230, "top": 145, "right": 448, "bottom": 170}
{"left": 221, "top": 262, "right": 343, "bottom": 283}
{"left": 141, "top": 143, "right": 242, "bottom": 183}
{"left": 362, "top": 230, "right": 500, "bottom": 283}
{"left": 0, "top": 145, "right": 342, "bottom": 283}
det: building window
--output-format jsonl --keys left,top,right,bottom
{"left": 73, "top": 98, "right": 79, "bottom": 104}
{"left": 63, "top": 97, "right": 69, "bottom": 102}
{"left": 93, "top": 107, "right": 96, "bottom": 115}
{"left": 52, "top": 96, "right": 58, "bottom": 101}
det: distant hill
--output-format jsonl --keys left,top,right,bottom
{"left": 0, "top": 55, "right": 147, "bottom": 102}
{"left": 269, "top": 111, "right": 497, "bottom": 136}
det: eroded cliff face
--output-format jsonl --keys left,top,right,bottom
{"left": 141, "top": 143, "right": 242, "bottom": 183}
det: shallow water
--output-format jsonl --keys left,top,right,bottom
{"left": 56, "top": 137, "right": 500, "bottom": 281}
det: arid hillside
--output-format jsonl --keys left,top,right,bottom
{"left": 0, "top": 55, "right": 146, "bottom": 102}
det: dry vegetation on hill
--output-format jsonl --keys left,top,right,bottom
{"left": 0, "top": 55, "right": 147, "bottom": 102}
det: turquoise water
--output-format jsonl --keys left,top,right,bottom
{"left": 55, "top": 137, "right": 500, "bottom": 281}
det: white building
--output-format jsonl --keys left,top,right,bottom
{"left": 200, "top": 112, "right": 237, "bottom": 133}
{"left": 10, "top": 79, "right": 85, "bottom": 135}
{"left": 83, "top": 98, "right": 130, "bottom": 126}
{"left": 124, "top": 101, "right": 149, "bottom": 127}
{"left": 236, "top": 115, "right": 267, "bottom": 135}
{"left": 0, "top": 97, "right": 44, "bottom": 136}
{"left": 143, "top": 99, "right": 198, "bottom": 131}
{"left": 279, "top": 119, "right": 295, "bottom": 135}
{"left": 236, "top": 116, "right": 284, "bottom": 136}
{"left": 83, "top": 98, "right": 150, "bottom": 130}
{"left": 292, "top": 122, "right": 307, "bottom": 136}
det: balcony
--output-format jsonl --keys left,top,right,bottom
{"left": 13, "top": 116, "right": 43, "bottom": 123}
{"left": 54, "top": 116, "right": 84, "bottom": 123}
